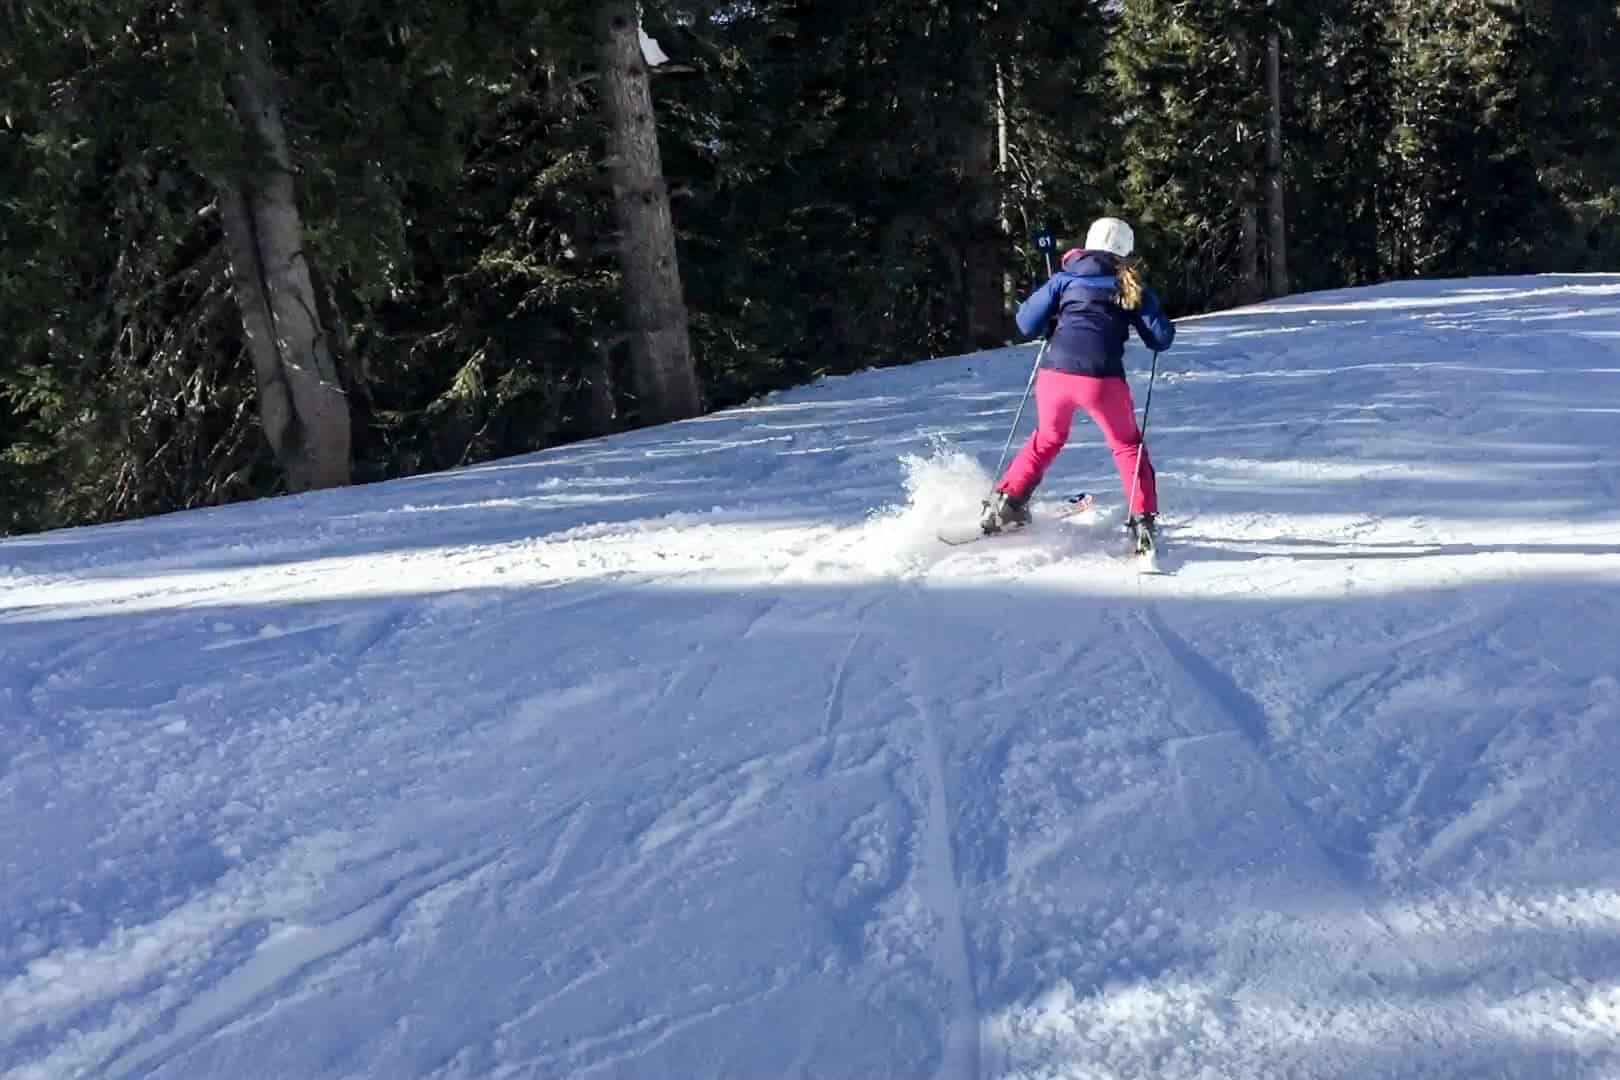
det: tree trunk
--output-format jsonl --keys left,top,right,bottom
{"left": 218, "top": 0, "right": 350, "bottom": 493}
{"left": 594, "top": 1, "right": 702, "bottom": 426}
{"left": 1264, "top": 0, "right": 1290, "bottom": 296}
{"left": 955, "top": 0, "right": 1002, "bottom": 348}
{"left": 583, "top": 344, "right": 619, "bottom": 436}
{"left": 996, "top": 61, "right": 1014, "bottom": 312}
{"left": 1239, "top": 198, "right": 1263, "bottom": 303}
{"left": 1233, "top": 26, "right": 1264, "bottom": 304}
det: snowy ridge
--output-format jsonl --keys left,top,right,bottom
{"left": 3, "top": 274, "right": 1620, "bottom": 1078}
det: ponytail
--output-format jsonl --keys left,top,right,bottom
{"left": 1116, "top": 260, "right": 1144, "bottom": 311}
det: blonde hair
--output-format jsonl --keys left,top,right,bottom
{"left": 1116, "top": 260, "right": 1144, "bottom": 311}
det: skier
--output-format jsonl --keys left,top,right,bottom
{"left": 980, "top": 216, "right": 1176, "bottom": 552}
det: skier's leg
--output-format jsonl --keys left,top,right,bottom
{"left": 1083, "top": 376, "right": 1157, "bottom": 515}
{"left": 997, "top": 369, "right": 1079, "bottom": 499}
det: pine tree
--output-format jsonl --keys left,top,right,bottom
{"left": 0, "top": 0, "right": 540, "bottom": 527}
{"left": 1495, "top": 0, "right": 1620, "bottom": 269}
{"left": 595, "top": 1, "right": 703, "bottom": 425}
{"left": 1106, "top": 0, "right": 1274, "bottom": 309}
{"left": 1287, "top": 0, "right": 1395, "bottom": 291}
{"left": 218, "top": 0, "right": 351, "bottom": 493}
{"left": 1384, "top": 0, "right": 1552, "bottom": 276}
{"left": 952, "top": 0, "right": 1005, "bottom": 348}
{"left": 1264, "top": 0, "right": 1290, "bottom": 296}
{"left": 989, "top": 0, "right": 1116, "bottom": 291}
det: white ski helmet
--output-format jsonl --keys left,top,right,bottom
{"left": 1084, "top": 216, "right": 1134, "bottom": 258}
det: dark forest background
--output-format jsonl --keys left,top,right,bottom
{"left": 3, "top": 0, "right": 1616, "bottom": 535}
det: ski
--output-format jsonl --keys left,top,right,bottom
{"left": 936, "top": 493, "right": 1171, "bottom": 572}
{"left": 935, "top": 492, "right": 1094, "bottom": 546}
{"left": 936, "top": 524, "right": 1009, "bottom": 546}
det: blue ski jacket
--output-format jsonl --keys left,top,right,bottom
{"left": 1014, "top": 252, "right": 1176, "bottom": 378}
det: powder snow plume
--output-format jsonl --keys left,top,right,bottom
{"left": 850, "top": 442, "right": 995, "bottom": 570}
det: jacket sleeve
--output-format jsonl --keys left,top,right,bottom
{"left": 1014, "top": 277, "right": 1063, "bottom": 339}
{"left": 1131, "top": 287, "right": 1176, "bottom": 351}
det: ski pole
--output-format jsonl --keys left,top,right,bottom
{"left": 988, "top": 336, "right": 1049, "bottom": 497}
{"left": 1126, "top": 349, "right": 1161, "bottom": 520}
{"left": 992, "top": 229, "right": 1055, "bottom": 501}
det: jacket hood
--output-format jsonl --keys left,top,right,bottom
{"left": 1060, "top": 250, "right": 1119, "bottom": 277}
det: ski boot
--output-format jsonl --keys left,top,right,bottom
{"left": 980, "top": 490, "right": 1032, "bottom": 534}
{"left": 1126, "top": 511, "right": 1158, "bottom": 555}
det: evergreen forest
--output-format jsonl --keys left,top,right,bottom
{"left": 3, "top": 0, "right": 1616, "bottom": 535}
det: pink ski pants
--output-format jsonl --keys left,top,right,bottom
{"left": 997, "top": 369, "right": 1157, "bottom": 514}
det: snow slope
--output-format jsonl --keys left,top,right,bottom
{"left": 4, "top": 274, "right": 1620, "bottom": 1080}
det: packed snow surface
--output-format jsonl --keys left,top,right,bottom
{"left": 4, "top": 274, "right": 1620, "bottom": 1079}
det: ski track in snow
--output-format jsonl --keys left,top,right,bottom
{"left": 4, "top": 274, "right": 1620, "bottom": 1078}
{"left": 903, "top": 667, "right": 981, "bottom": 1080}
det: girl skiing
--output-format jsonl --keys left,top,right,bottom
{"left": 981, "top": 216, "right": 1176, "bottom": 551}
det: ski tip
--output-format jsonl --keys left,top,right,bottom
{"left": 937, "top": 527, "right": 989, "bottom": 546}
{"left": 1062, "top": 492, "right": 1095, "bottom": 516}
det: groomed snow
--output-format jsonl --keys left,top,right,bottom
{"left": 3, "top": 273, "right": 1619, "bottom": 1079}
